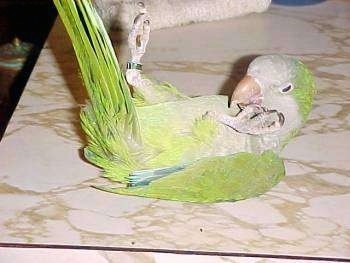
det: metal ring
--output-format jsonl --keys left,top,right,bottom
{"left": 126, "top": 61, "right": 143, "bottom": 70}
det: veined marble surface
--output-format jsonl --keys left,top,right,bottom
{"left": 1, "top": 0, "right": 350, "bottom": 261}
{"left": 0, "top": 248, "right": 345, "bottom": 263}
{"left": 0, "top": 248, "right": 344, "bottom": 263}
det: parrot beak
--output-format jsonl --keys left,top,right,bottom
{"left": 230, "top": 75, "right": 263, "bottom": 107}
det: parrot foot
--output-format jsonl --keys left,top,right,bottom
{"left": 126, "top": 7, "right": 187, "bottom": 104}
{"left": 205, "top": 104, "right": 284, "bottom": 135}
{"left": 128, "top": 8, "right": 150, "bottom": 64}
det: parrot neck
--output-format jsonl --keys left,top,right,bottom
{"left": 262, "top": 90, "right": 302, "bottom": 143}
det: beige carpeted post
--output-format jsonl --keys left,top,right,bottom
{"left": 94, "top": 0, "right": 271, "bottom": 31}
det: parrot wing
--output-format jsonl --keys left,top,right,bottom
{"left": 96, "top": 151, "right": 285, "bottom": 203}
{"left": 54, "top": 0, "right": 141, "bottom": 182}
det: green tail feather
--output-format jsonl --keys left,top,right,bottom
{"left": 54, "top": 0, "right": 141, "bottom": 181}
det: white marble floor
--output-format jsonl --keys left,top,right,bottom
{"left": 1, "top": 0, "right": 350, "bottom": 262}
{"left": 0, "top": 247, "right": 347, "bottom": 263}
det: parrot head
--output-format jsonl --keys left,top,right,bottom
{"left": 231, "top": 54, "right": 316, "bottom": 143}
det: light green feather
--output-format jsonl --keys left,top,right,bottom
{"left": 191, "top": 117, "right": 218, "bottom": 143}
{"left": 54, "top": 0, "right": 141, "bottom": 181}
{"left": 133, "top": 79, "right": 188, "bottom": 106}
{"left": 135, "top": 96, "right": 235, "bottom": 169}
{"left": 293, "top": 60, "right": 316, "bottom": 122}
{"left": 97, "top": 151, "right": 285, "bottom": 203}
{"left": 280, "top": 60, "right": 316, "bottom": 145}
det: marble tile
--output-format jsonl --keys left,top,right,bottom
{"left": 1, "top": 248, "right": 345, "bottom": 263}
{"left": 1, "top": 0, "right": 350, "bottom": 261}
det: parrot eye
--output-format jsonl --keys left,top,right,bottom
{"left": 279, "top": 83, "right": 293, "bottom": 93}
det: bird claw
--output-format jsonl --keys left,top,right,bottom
{"left": 205, "top": 105, "right": 284, "bottom": 135}
{"left": 234, "top": 105, "right": 284, "bottom": 135}
{"left": 128, "top": 11, "right": 151, "bottom": 62}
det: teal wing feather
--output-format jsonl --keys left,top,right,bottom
{"left": 54, "top": 0, "right": 141, "bottom": 181}
{"left": 97, "top": 151, "right": 285, "bottom": 203}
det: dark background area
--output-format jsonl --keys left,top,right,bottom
{"left": 0, "top": 0, "right": 57, "bottom": 138}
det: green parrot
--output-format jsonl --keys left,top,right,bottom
{"left": 53, "top": 0, "right": 315, "bottom": 203}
